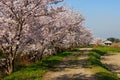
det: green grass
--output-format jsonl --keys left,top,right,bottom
{"left": 4, "top": 51, "right": 72, "bottom": 80}
{"left": 89, "top": 66, "right": 119, "bottom": 80}
{"left": 88, "top": 50, "right": 107, "bottom": 69}
{"left": 96, "top": 72, "right": 120, "bottom": 80}
{"left": 94, "top": 46, "right": 120, "bottom": 53}
{"left": 88, "top": 47, "right": 120, "bottom": 80}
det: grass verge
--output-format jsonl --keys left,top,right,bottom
{"left": 3, "top": 51, "right": 73, "bottom": 80}
{"left": 93, "top": 46, "right": 120, "bottom": 53}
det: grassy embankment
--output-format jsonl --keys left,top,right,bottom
{"left": 88, "top": 46, "right": 120, "bottom": 80}
{"left": 3, "top": 50, "right": 74, "bottom": 80}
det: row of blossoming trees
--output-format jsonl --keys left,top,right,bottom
{"left": 0, "top": 0, "right": 93, "bottom": 75}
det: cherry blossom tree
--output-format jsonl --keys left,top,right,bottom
{"left": 0, "top": 0, "right": 63, "bottom": 75}
{"left": 0, "top": 0, "right": 93, "bottom": 75}
{"left": 52, "top": 8, "right": 93, "bottom": 50}
{"left": 26, "top": 7, "right": 93, "bottom": 58}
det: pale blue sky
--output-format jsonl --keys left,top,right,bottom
{"left": 60, "top": 0, "right": 120, "bottom": 39}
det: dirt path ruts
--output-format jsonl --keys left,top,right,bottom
{"left": 101, "top": 53, "right": 120, "bottom": 77}
{"left": 42, "top": 48, "right": 97, "bottom": 80}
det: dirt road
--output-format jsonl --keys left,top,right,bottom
{"left": 42, "top": 48, "right": 98, "bottom": 80}
{"left": 101, "top": 53, "right": 120, "bottom": 77}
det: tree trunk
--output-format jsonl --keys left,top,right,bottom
{"left": 4, "top": 56, "right": 14, "bottom": 75}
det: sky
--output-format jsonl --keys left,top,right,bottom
{"left": 59, "top": 0, "right": 120, "bottom": 39}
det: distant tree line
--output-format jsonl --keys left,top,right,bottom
{"left": 107, "top": 37, "right": 120, "bottom": 43}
